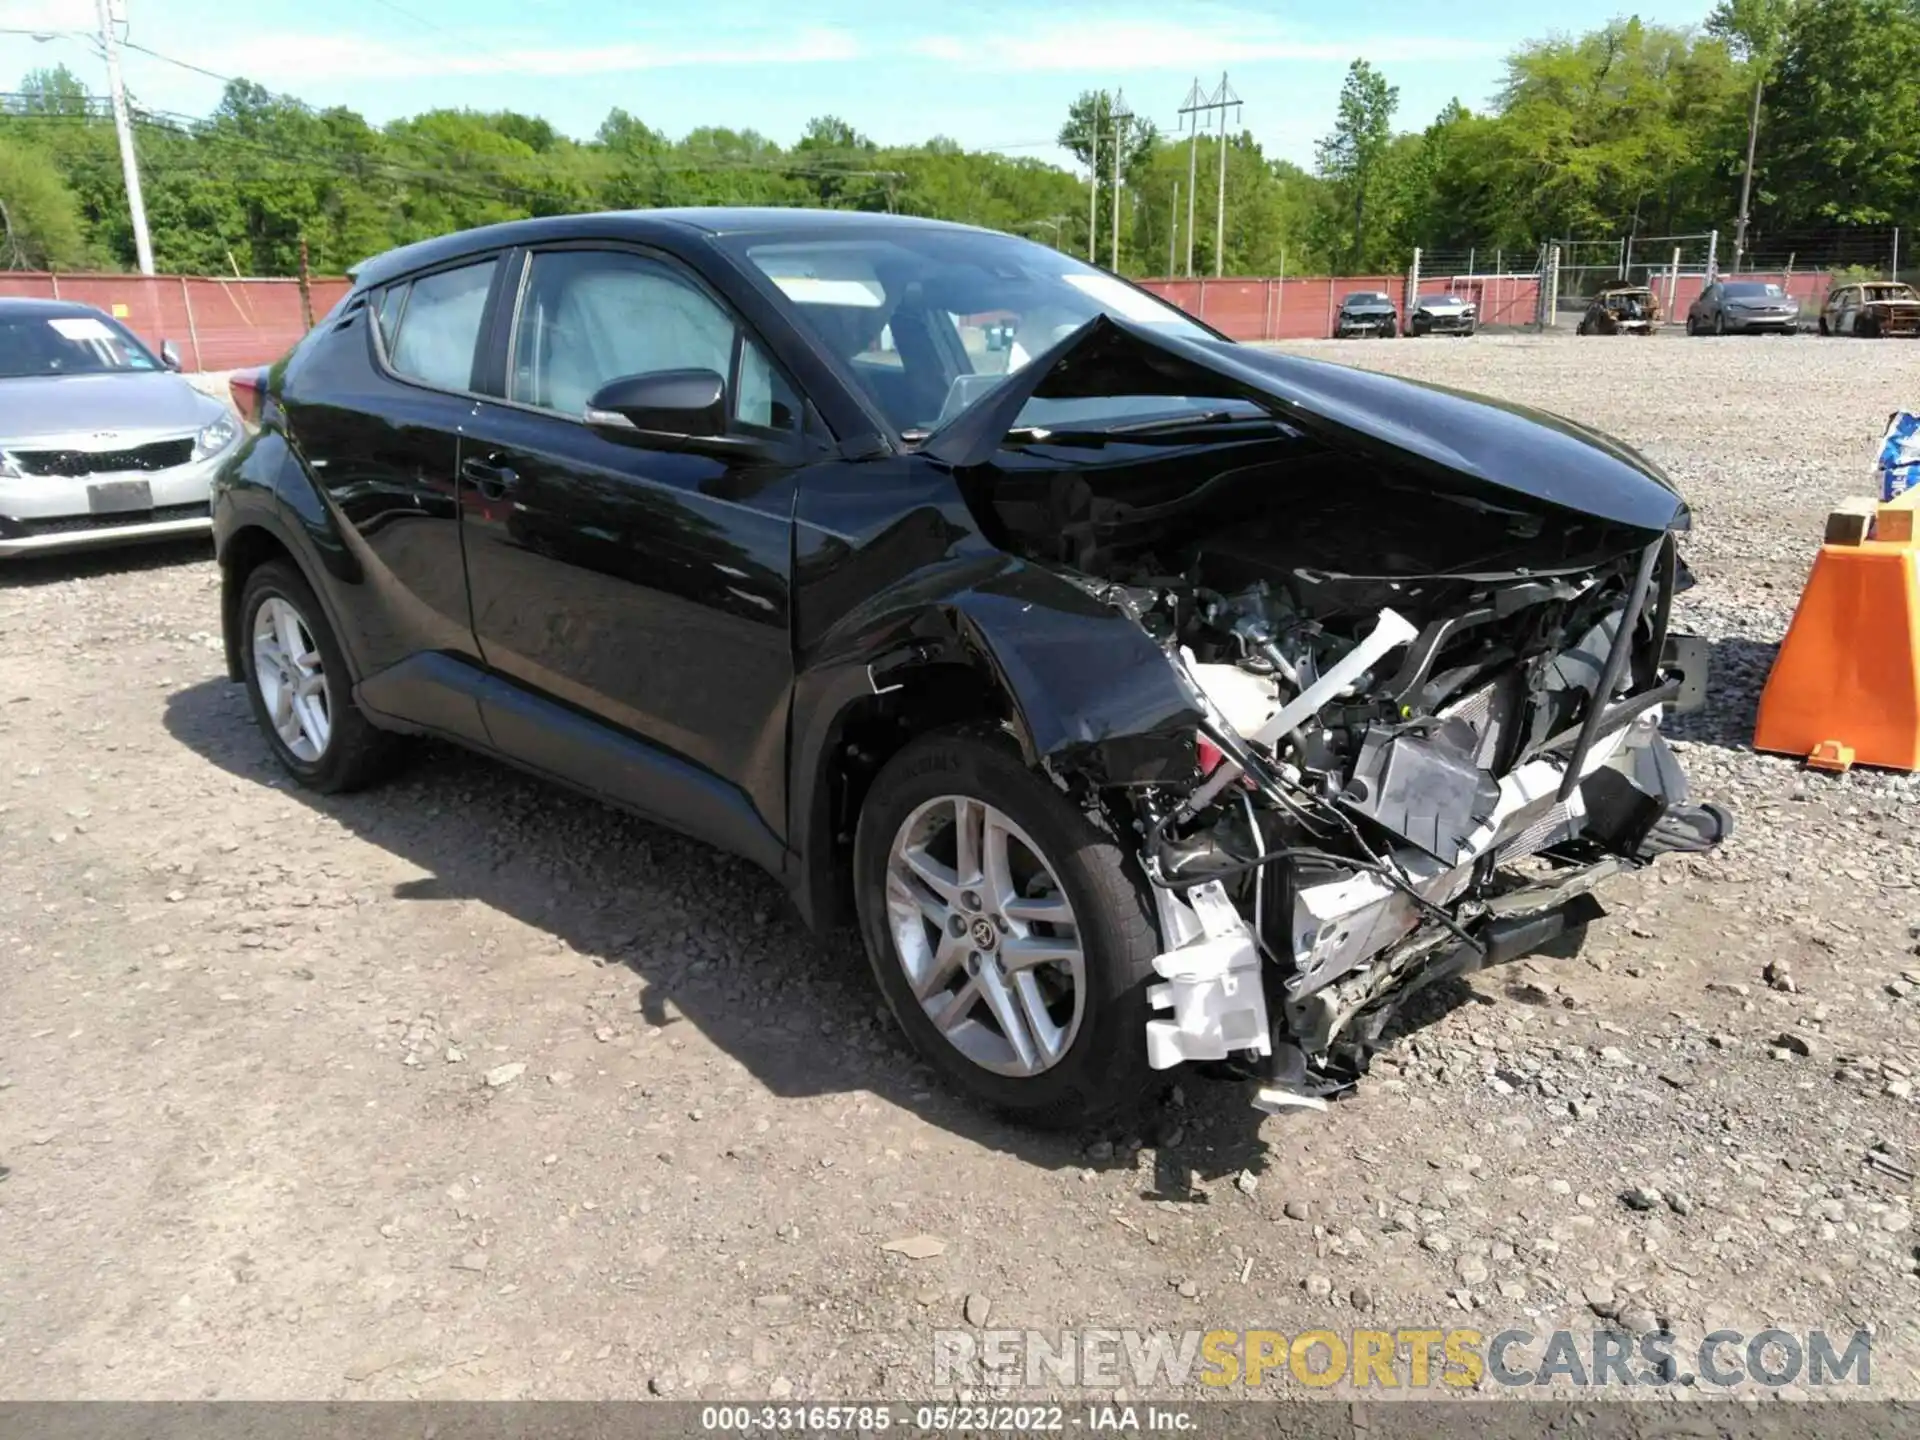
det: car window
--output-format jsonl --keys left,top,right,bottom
{"left": 0, "top": 311, "right": 161, "bottom": 378}
{"left": 385, "top": 260, "right": 496, "bottom": 392}
{"left": 510, "top": 249, "right": 799, "bottom": 433}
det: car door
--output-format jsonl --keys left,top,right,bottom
{"left": 457, "top": 243, "right": 809, "bottom": 856}
{"left": 1837, "top": 288, "right": 1859, "bottom": 334}
{"left": 279, "top": 254, "right": 503, "bottom": 707}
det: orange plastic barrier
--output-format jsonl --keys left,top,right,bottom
{"left": 1754, "top": 502, "right": 1920, "bottom": 772}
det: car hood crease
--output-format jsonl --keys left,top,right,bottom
{"left": 921, "top": 315, "right": 1688, "bottom": 535}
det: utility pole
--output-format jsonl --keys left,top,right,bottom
{"left": 1214, "top": 73, "right": 1237, "bottom": 277}
{"left": 1177, "top": 74, "right": 1241, "bottom": 278}
{"left": 1109, "top": 89, "right": 1130, "bottom": 274}
{"left": 96, "top": 0, "right": 154, "bottom": 275}
{"left": 1177, "top": 77, "right": 1206, "bottom": 277}
{"left": 1733, "top": 72, "right": 1764, "bottom": 273}
{"left": 1086, "top": 128, "right": 1098, "bottom": 263}
{"left": 1169, "top": 183, "right": 1179, "bottom": 275}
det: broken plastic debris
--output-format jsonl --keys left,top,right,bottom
{"left": 1145, "top": 881, "right": 1272, "bottom": 1070}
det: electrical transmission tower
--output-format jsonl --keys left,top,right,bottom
{"left": 1178, "top": 73, "right": 1241, "bottom": 278}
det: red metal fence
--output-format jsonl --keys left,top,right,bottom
{"left": 1138, "top": 274, "right": 1545, "bottom": 340}
{"left": 0, "top": 265, "right": 1837, "bottom": 372}
{"left": 0, "top": 271, "right": 353, "bottom": 372}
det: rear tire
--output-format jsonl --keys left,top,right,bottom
{"left": 239, "top": 560, "right": 401, "bottom": 794}
{"left": 853, "top": 728, "right": 1162, "bottom": 1128}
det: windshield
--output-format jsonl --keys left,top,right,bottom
{"left": 728, "top": 229, "right": 1245, "bottom": 438}
{"left": 1344, "top": 292, "right": 1390, "bottom": 305}
{"left": 1723, "top": 282, "right": 1784, "bottom": 299}
{"left": 0, "top": 311, "right": 162, "bottom": 379}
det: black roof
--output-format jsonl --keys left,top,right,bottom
{"left": 351, "top": 207, "right": 1002, "bottom": 290}
{"left": 0, "top": 297, "right": 116, "bottom": 320}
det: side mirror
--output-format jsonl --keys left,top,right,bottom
{"left": 160, "top": 339, "right": 184, "bottom": 372}
{"left": 584, "top": 368, "right": 779, "bottom": 460}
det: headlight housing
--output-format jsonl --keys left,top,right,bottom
{"left": 0, "top": 453, "right": 18, "bottom": 479}
{"left": 193, "top": 413, "right": 239, "bottom": 459}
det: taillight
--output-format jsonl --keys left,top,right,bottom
{"left": 229, "top": 367, "right": 266, "bottom": 428}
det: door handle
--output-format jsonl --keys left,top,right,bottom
{"left": 460, "top": 456, "right": 519, "bottom": 499}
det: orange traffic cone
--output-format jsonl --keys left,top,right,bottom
{"left": 1754, "top": 495, "right": 1920, "bottom": 773}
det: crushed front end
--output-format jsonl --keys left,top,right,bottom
{"left": 1109, "top": 538, "right": 1729, "bottom": 1110}
{"left": 934, "top": 317, "right": 1733, "bottom": 1112}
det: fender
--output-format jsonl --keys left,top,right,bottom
{"left": 785, "top": 548, "right": 1201, "bottom": 929}
{"left": 214, "top": 427, "right": 368, "bottom": 685}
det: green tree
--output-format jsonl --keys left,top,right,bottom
{"left": 0, "top": 136, "right": 90, "bottom": 268}
{"left": 1760, "top": 0, "right": 1920, "bottom": 228}
{"left": 14, "top": 64, "right": 91, "bottom": 117}
{"left": 1708, "top": 0, "right": 1799, "bottom": 263}
{"left": 1058, "top": 90, "right": 1158, "bottom": 183}
{"left": 1313, "top": 60, "right": 1400, "bottom": 269}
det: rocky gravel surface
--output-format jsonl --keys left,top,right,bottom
{"left": 1, "top": 332, "right": 1916, "bottom": 1403}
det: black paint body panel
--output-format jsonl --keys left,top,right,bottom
{"left": 212, "top": 208, "right": 1698, "bottom": 930}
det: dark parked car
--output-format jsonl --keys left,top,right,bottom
{"left": 1686, "top": 280, "right": 1800, "bottom": 335}
{"left": 212, "top": 209, "right": 1728, "bottom": 1126}
{"left": 1333, "top": 291, "right": 1399, "bottom": 337}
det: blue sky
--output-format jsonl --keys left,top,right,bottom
{"left": 5, "top": 0, "right": 1709, "bottom": 170}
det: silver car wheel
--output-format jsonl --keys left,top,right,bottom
{"left": 884, "top": 794, "right": 1086, "bottom": 1078}
{"left": 252, "top": 595, "right": 332, "bottom": 763}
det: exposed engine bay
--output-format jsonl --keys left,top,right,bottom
{"left": 962, "top": 403, "right": 1733, "bottom": 1113}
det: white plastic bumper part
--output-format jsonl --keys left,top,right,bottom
{"left": 1145, "top": 881, "right": 1272, "bottom": 1070}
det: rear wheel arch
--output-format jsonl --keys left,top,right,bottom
{"left": 220, "top": 524, "right": 298, "bottom": 682}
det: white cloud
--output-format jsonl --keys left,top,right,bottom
{"left": 180, "top": 25, "right": 861, "bottom": 85}
{"left": 911, "top": 18, "right": 1501, "bottom": 72}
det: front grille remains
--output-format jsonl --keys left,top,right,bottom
{"left": 9, "top": 438, "right": 195, "bottom": 477}
{"left": 0, "top": 502, "right": 210, "bottom": 539}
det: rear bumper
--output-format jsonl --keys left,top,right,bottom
{"left": 0, "top": 448, "right": 227, "bottom": 558}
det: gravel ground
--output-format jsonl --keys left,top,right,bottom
{"left": 1, "top": 331, "right": 1917, "bottom": 1403}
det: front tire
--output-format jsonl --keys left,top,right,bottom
{"left": 853, "top": 729, "right": 1161, "bottom": 1128}
{"left": 239, "top": 560, "right": 400, "bottom": 793}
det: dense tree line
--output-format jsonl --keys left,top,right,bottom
{"left": 1, "top": 0, "right": 1915, "bottom": 279}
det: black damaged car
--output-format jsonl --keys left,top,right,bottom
{"left": 212, "top": 209, "right": 1731, "bottom": 1126}
{"left": 1333, "top": 290, "right": 1400, "bottom": 338}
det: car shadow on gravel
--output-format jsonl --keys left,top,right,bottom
{"left": 163, "top": 676, "right": 1293, "bottom": 1186}
{"left": 1666, "top": 635, "right": 1781, "bottom": 751}
{"left": 0, "top": 536, "right": 212, "bottom": 588}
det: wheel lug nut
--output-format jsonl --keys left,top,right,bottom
{"left": 966, "top": 951, "right": 981, "bottom": 975}
{"left": 948, "top": 914, "right": 967, "bottom": 937}
{"left": 961, "top": 890, "right": 981, "bottom": 912}
{"left": 994, "top": 915, "right": 1009, "bottom": 932}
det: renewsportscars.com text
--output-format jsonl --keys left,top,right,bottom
{"left": 933, "top": 1327, "right": 1873, "bottom": 1391}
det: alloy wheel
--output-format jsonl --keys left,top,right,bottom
{"left": 252, "top": 595, "right": 332, "bottom": 763}
{"left": 883, "top": 794, "right": 1087, "bottom": 1078}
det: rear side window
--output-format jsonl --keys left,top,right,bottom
{"left": 382, "top": 259, "right": 495, "bottom": 392}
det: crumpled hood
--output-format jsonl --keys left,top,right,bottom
{"left": 923, "top": 315, "right": 1689, "bottom": 535}
{"left": 0, "top": 372, "right": 219, "bottom": 446}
